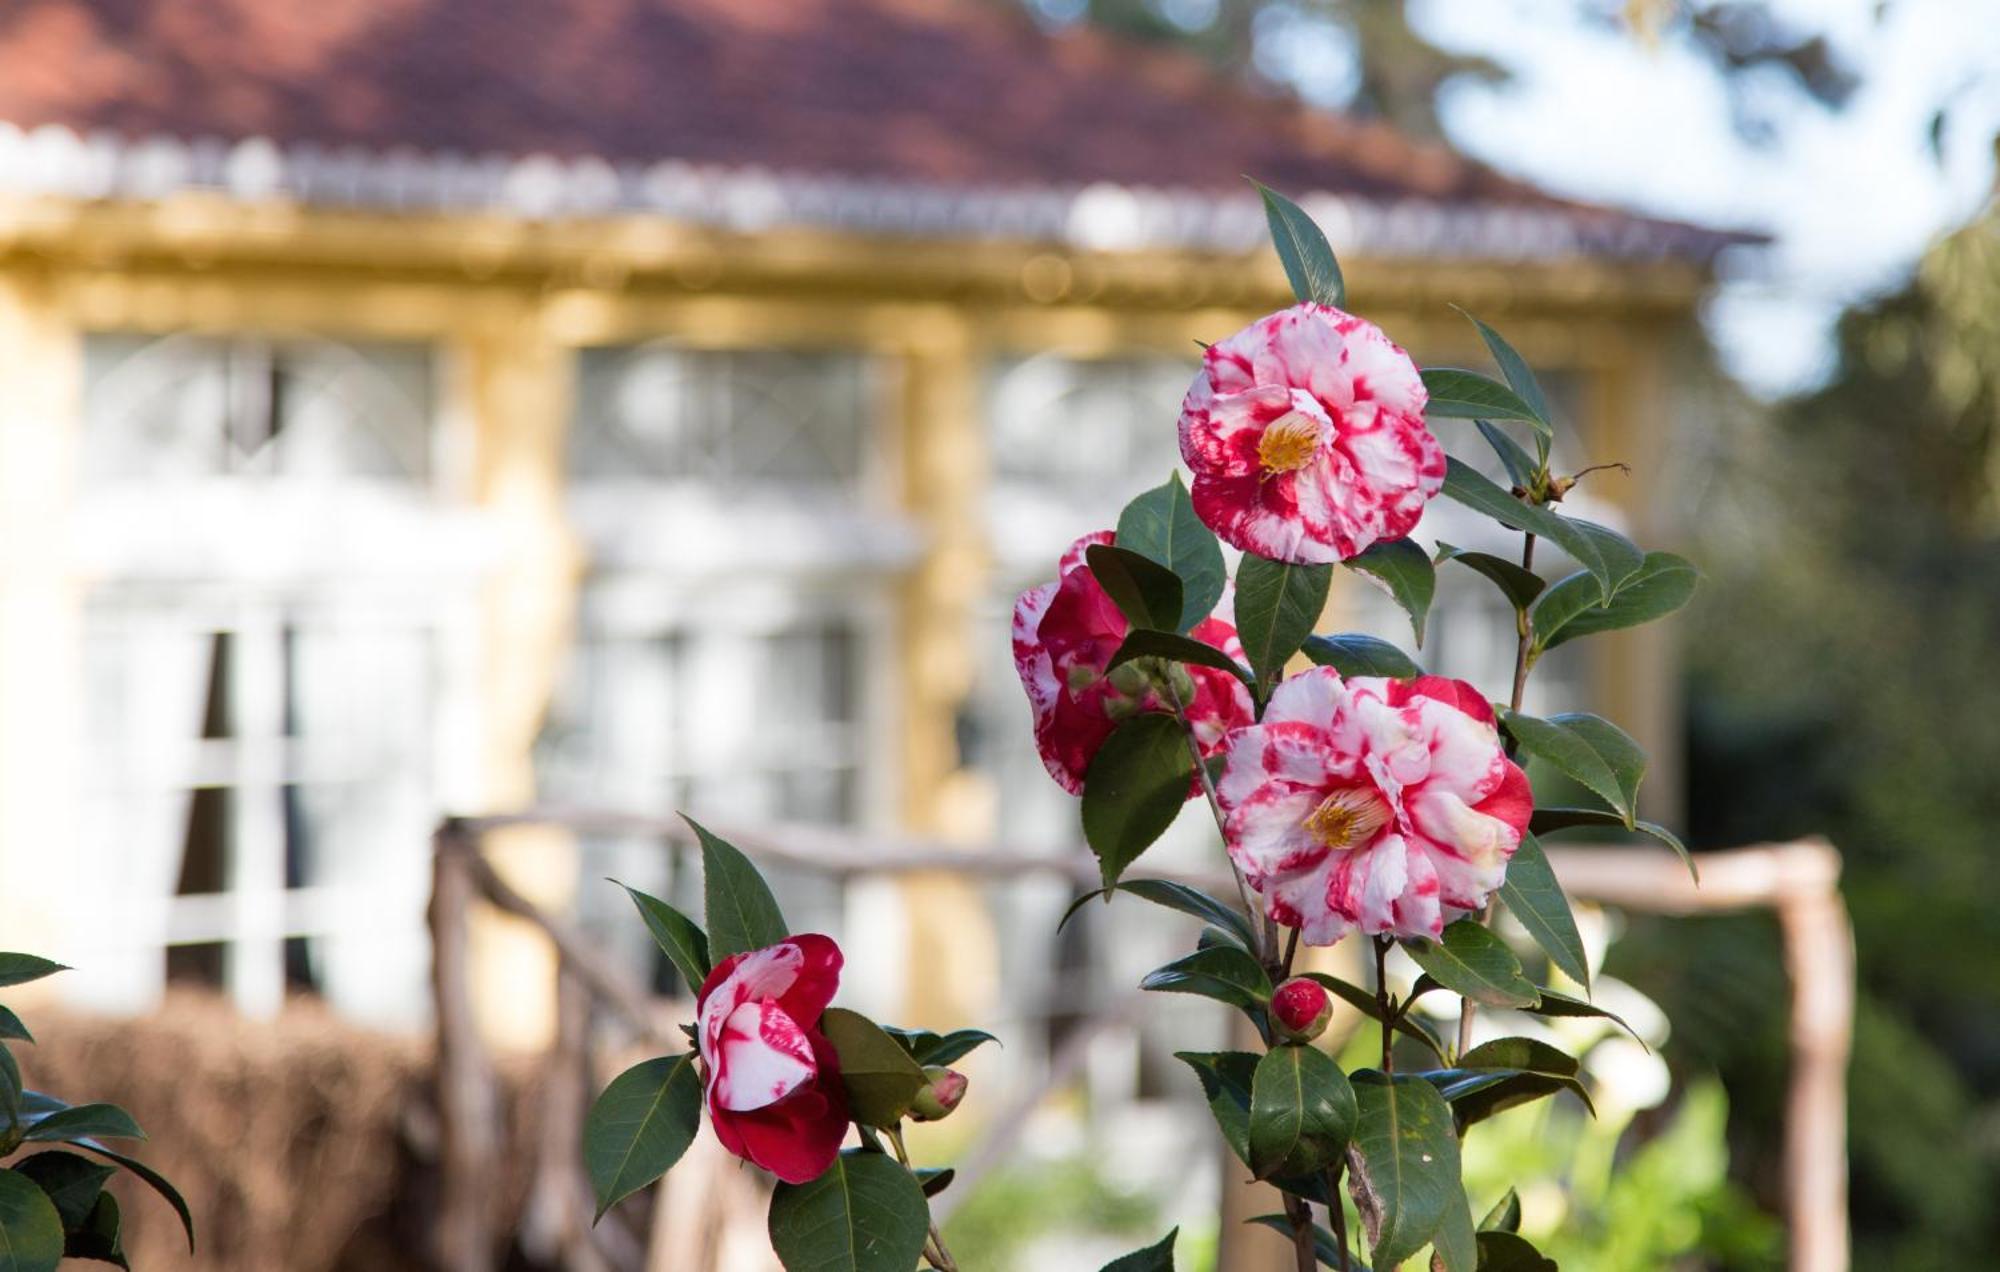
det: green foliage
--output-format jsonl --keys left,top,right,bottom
{"left": 767, "top": 1150, "right": 931, "bottom": 1272}
{"left": 1100, "top": 1227, "right": 1178, "bottom": 1271}
{"left": 1081, "top": 714, "right": 1197, "bottom": 888}
{"left": 1299, "top": 632, "right": 1421, "bottom": 679}
{"left": 1247, "top": 1044, "right": 1356, "bottom": 1179}
{"left": 1496, "top": 834, "right": 1591, "bottom": 990}
{"left": 1402, "top": 919, "right": 1539, "bottom": 1009}
{"left": 1058, "top": 879, "right": 1257, "bottom": 953}
{"left": 1116, "top": 474, "right": 1227, "bottom": 631}
{"left": 818, "top": 1009, "right": 932, "bottom": 1128}
{"left": 1349, "top": 1072, "right": 1461, "bottom": 1268}
{"left": 1234, "top": 553, "right": 1333, "bottom": 689}
{"left": 1140, "top": 946, "right": 1272, "bottom": 1016}
{"left": 1343, "top": 537, "right": 1434, "bottom": 645}
{"left": 617, "top": 883, "right": 712, "bottom": 989}
{"left": 687, "top": 816, "right": 789, "bottom": 958}
{"left": 1253, "top": 180, "right": 1345, "bottom": 308}
{"left": 583, "top": 1054, "right": 703, "bottom": 1218}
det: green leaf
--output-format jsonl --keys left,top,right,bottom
{"left": 916, "top": 1167, "right": 954, "bottom": 1198}
{"left": 767, "top": 1150, "right": 930, "bottom": 1272}
{"left": 1432, "top": 1185, "right": 1477, "bottom": 1272}
{"left": 1498, "top": 711, "right": 1641, "bottom": 828}
{"left": 1058, "top": 879, "right": 1258, "bottom": 954}
{"left": 1401, "top": 921, "right": 1538, "bottom": 1009}
{"left": 1298, "top": 973, "right": 1447, "bottom": 1063}
{"left": 686, "top": 815, "right": 788, "bottom": 959}
{"left": 1140, "top": 946, "right": 1272, "bottom": 1015}
{"left": 1476, "top": 1231, "right": 1558, "bottom": 1271}
{"left": 1248, "top": 1044, "right": 1357, "bottom": 1179}
{"left": 1456, "top": 310, "right": 1553, "bottom": 429}
{"left": 1349, "top": 1072, "right": 1462, "bottom": 1269}
{"left": 68, "top": 1141, "right": 192, "bottom": 1252}
{"left": 1106, "top": 629, "right": 1254, "bottom": 688}
{"left": 1299, "top": 633, "right": 1421, "bottom": 679}
{"left": 1345, "top": 538, "right": 1435, "bottom": 646}
{"left": 1475, "top": 421, "right": 1539, "bottom": 489}
{"left": 21, "top": 1105, "right": 144, "bottom": 1146}
{"left": 1532, "top": 552, "right": 1698, "bottom": 653}
{"left": 1529, "top": 806, "right": 1695, "bottom": 880}
{"left": 1434, "top": 543, "right": 1544, "bottom": 612}
{"left": 616, "top": 883, "right": 711, "bottom": 990}
{"left": 1082, "top": 714, "right": 1196, "bottom": 889}
{"left": 0, "top": 1047, "right": 18, "bottom": 1126}
{"left": 1523, "top": 990, "right": 1642, "bottom": 1044}
{"left": 1253, "top": 180, "right": 1345, "bottom": 308}
{"left": 1087, "top": 543, "right": 1185, "bottom": 634}
{"left": 0, "top": 1011, "right": 29, "bottom": 1045}
{"left": 1235, "top": 554, "right": 1333, "bottom": 688}
{"left": 1565, "top": 520, "right": 1644, "bottom": 589}
{"left": 879, "top": 1028, "right": 1000, "bottom": 1068}
{"left": 1497, "top": 835, "right": 1589, "bottom": 992}
{"left": 583, "top": 1054, "right": 704, "bottom": 1218}
{"left": 1439, "top": 459, "right": 1613, "bottom": 600}
{"left": 0, "top": 1168, "right": 64, "bottom": 1272}
{"left": 1419, "top": 369, "right": 1550, "bottom": 438}
{"left": 63, "top": 1190, "right": 124, "bottom": 1269}
{"left": 1479, "top": 1188, "right": 1522, "bottom": 1234}
{"left": 818, "top": 1009, "right": 932, "bottom": 1128}
{"left": 9, "top": 1154, "right": 113, "bottom": 1230}
{"left": 1173, "top": 1051, "right": 1260, "bottom": 1166}
{"left": 0, "top": 957, "right": 64, "bottom": 991}
{"left": 1117, "top": 474, "right": 1227, "bottom": 632}
{"left": 1453, "top": 1038, "right": 1593, "bottom": 1127}
{"left": 1100, "top": 1227, "right": 1179, "bottom": 1272}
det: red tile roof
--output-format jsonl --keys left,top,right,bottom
{"left": 0, "top": 0, "right": 1748, "bottom": 259}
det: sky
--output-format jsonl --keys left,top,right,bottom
{"left": 1405, "top": 0, "right": 2000, "bottom": 396}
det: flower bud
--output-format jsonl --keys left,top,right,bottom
{"left": 1270, "top": 977, "right": 1332, "bottom": 1043}
{"left": 909, "top": 1066, "right": 968, "bottom": 1122}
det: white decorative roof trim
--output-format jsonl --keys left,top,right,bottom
{"left": 0, "top": 122, "right": 1737, "bottom": 263}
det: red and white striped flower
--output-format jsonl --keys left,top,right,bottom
{"left": 1013, "top": 532, "right": 1254, "bottom": 793}
{"left": 695, "top": 935, "right": 848, "bottom": 1183}
{"left": 1179, "top": 304, "right": 1444, "bottom": 564}
{"left": 1215, "top": 668, "right": 1532, "bottom": 944}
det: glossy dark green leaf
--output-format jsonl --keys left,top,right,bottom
{"left": 1100, "top": 1226, "right": 1179, "bottom": 1271}
{"left": 69, "top": 1141, "right": 192, "bottom": 1251}
{"left": 1522, "top": 989, "right": 1638, "bottom": 1040}
{"left": 1299, "top": 973, "right": 1447, "bottom": 1063}
{"left": 909, "top": 1029, "right": 998, "bottom": 1068}
{"left": 1420, "top": 369, "right": 1549, "bottom": 437}
{"left": 1498, "top": 711, "right": 1640, "bottom": 828}
{"left": 0, "top": 1168, "right": 63, "bottom": 1272}
{"left": 62, "top": 1190, "right": 124, "bottom": 1269}
{"left": 686, "top": 815, "right": 788, "bottom": 959}
{"left": 0, "top": 957, "right": 64, "bottom": 990}
{"left": 1248, "top": 1044, "right": 1357, "bottom": 1179}
{"left": 1107, "top": 629, "right": 1253, "bottom": 688}
{"left": 1497, "top": 835, "right": 1589, "bottom": 992}
{"left": 1434, "top": 542, "right": 1544, "bottom": 612}
{"left": 1173, "top": 1051, "right": 1259, "bottom": 1166}
{"left": 916, "top": 1167, "right": 954, "bottom": 1198}
{"left": 767, "top": 1150, "right": 930, "bottom": 1272}
{"left": 617, "top": 883, "right": 711, "bottom": 989}
{"left": 1345, "top": 538, "right": 1435, "bottom": 646}
{"left": 1141, "top": 946, "right": 1272, "bottom": 1015}
{"left": 21, "top": 1105, "right": 143, "bottom": 1145}
{"left": 1235, "top": 554, "right": 1333, "bottom": 688}
{"left": 1453, "top": 1038, "right": 1594, "bottom": 1126}
{"left": 1401, "top": 920, "right": 1538, "bottom": 1009}
{"left": 1528, "top": 806, "right": 1695, "bottom": 879}
{"left": 1058, "top": 880, "right": 1257, "bottom": 953}
{"left": 1476, "top": 1231, "right": 1558, "bottom": 1271}
{"left": 1118, "top": 474, "right": 1227, "bottom": 632}
{"left": 1349, "top": 1072, "right": 1462, "bottom": 1269}
{"left": 1479, "top": 1188, "right": 1522, "bottom": 1234}
{"left": 1439, "top": 459, "right": 1612, "bottom": 600}
{"left": 0, "top": 1047, "right": 19, "bottom": 1125}
{"left": 10, "top": 1153, "right": 113, "bottom": 1230}
{"left": 1457, "top": 309, "right": 1553, "bottom": 427}
{"left": 1300, "top": 633, "right": 1422, "bottom": 679}
{"left": 819, "top": 1008, "right": 931, "bottom": 1128}
{"left": 1081, "top": 714, "right": 1195, "bottom": 888}
{"left": 1253, "top": 180, "right": 1345, "bottom": 308}
{"left": 1476, "top": 420, "right": 1540, "bottom": 489}
{"left": 1087, "top": 543, "right": 1185, "bottom": 634}
{"left": 0, "top": 1010, "right": 29, "bottom": 1045}
{"left": 1565, "top": 520, "right": 1643, "bottom": 589}
{"left": 1432, "top": 1185, "right": 1477, "bottom": 1272}
{"left": 1416, "top": 1068, "right": 1527, "bottom": 1103}
{"left": 584, "top": 1054, "right": 703, "bottom": 1218}
{"left": 1532, "top": 552, "right": 1698, "bottom": 653}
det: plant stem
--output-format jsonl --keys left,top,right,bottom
{"left": 1459, "top": 531, "right": 1538, "bottom": 1059}
{"left": 1282, "top": 924, "right": 1301, "bottom": 976}
{"left": 1282, "top": 1189, "right": 1319, "bottom": 1272}
{"left": 886, "top": 1124, "right": 959, "bottom": 1272}
{"left": 1373, "top": 936, "right": 1394, "bottom": 1073}
{"left": 1326, "top": 1162, "right": 1354, "bottom": 1272}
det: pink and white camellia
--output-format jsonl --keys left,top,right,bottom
{"left": 1216, "top": 668, "right": 1532, "bottom": 944}
{"left": 1179, "top": 303, "right": 1445, "bottom": 564}
{"left": 1013, "top": 531, "right": 1255, "bottom": 793}
{"left": 694, "top": 934, "right": 849, "bottom": 1184}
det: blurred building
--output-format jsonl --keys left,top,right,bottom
{"left": 0, "top": 0, "right": 1739, "bottom": 1061}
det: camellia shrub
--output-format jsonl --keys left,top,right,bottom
{"left": 587, "top": 183, "right": 1699, "bottom": 1271}
{"left": 0, "top": 953, "right": 194, "bottom": 1270}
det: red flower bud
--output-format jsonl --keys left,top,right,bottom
{"left": 909, "top": 1065, "right": 969, "bottom": 1122}
{"left": 1271, "top": 976, "right": 1332, "bottom": 1042}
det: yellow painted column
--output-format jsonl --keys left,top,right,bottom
{"left": 0, "top": 266, "right": 83, "bottom": 967}
{"left": 449, "top": 297, "right": 584, "bottom": 1052}
{"left": 892, "top": 310, "right": 999, "bottom": 1029}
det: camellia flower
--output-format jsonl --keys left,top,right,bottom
{"left": 695, "top": 935, "right": 849, "bottom": 1184}
{"left": 1179, "top": 303, "right": 1444, "bottom": 564}
{"left": 1013, "top": 531, "right": 1255, "bottom": 793}
{"left": 1216, "top": 668, "right": 1531, "bottom": 944}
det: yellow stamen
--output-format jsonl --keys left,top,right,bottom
{"left": 1257, "top": 410, "right": 1323, "bottom": 474}
{"left": 1304, "top": 786, "right": 1392, "bottom": 849}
